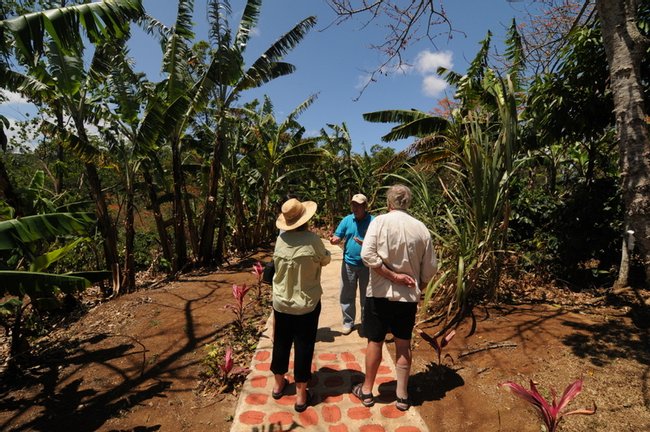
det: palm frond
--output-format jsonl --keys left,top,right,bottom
{"left": 0, "top": 0, "right": 144, "bottom": 63}
{"left": 234, "top": 0, "right": 261, "bottom": 51}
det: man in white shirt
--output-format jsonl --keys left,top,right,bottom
{"left": 353, "top": 184, "right": 438, "bottom": 412}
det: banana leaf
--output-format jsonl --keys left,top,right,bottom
{"left": 66, "top": 270, "right": 111, "bottom": 283}
{"left": 0, "top": 212, "right": 95, "bottom": 251}
{"left": 29, "top": 237, "right": 89, "bottom": 272}
{"left": 0, "top": 270, "right": 90, "bottom": 297}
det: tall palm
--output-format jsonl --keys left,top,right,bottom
{"left": 195, "top": 0, "right": 316, "bottom": 264}
{"left": 318, "top": 122, "right": 357, "bottom": 226}
{"left": 97, "top": 45, "right": 168, "bottom": 292}
{"left": 0, "top": 0, "right": 144, "bottom": 218}
{"left": 0, "top": 0, "right": 143, "bottom": 63}
{"left": 247, "top": 94, "right": 320, "bottom": 244}
{"left": 139, "top": 0, "right": 197, "bottom": 271}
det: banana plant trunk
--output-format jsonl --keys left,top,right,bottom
{"left": 171, "top": 137, "right": 187, "bottom": 272}
{"left": 142, "top": 167, "right": 172, "bottom": 263}
{"left": 124, "top": 178, "right": 136, "bottom": 293}
{"left": 198, "top": 134, "right": 225, "bottom": 265}
{"left": 0, "top": 155, "right": 22, "bottom": 216}
{"left": 232, "top": 180, "right": 249, "bottom": 251}
{"left": 183, "top": 181, "right": 199, "bottom": 260}
{"left": 596, "top": 0, "right": 650, "bottom": 285}
{"left": 215, "top": 187, "right": 229, "bottom": 263}
{"left": 54, "top": 108, "right": 65, "bottom": 194}
{"left": 84, "top": 162, "right": 120, "bottom": 271}
{"left": 254, "top": 176, "right": 271, "bottom": 246}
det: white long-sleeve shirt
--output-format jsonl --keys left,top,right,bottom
{"left": 361, "top": 210, "right": 437, "bottom": 302}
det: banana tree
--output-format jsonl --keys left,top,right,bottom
{"left": 95, "top": 41, "right": 170, "bottom": 292}
{"left": 0, "top": 210, "right": 99, "bottom": 372}
{"left": 246, "top": 94, "right": 321, "bottom": 244}
{"left": 317, "top": 122, "right": 358, "bottom": 227}
{"left": 0, "top": 0, "right": 144, "bottom": 64}
{"left": 193, "top": 0, "right": 317, "bottom": 265}
{"left": 0, "top": 0, "right": 145, "bottom": 276}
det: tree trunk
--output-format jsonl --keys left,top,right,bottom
{"left": 142, "top": 167, "right": 173, "bottom": 264}
{"left": 124, "top": 178, "right": 136, "bottom": 293}
{"left": 596, "top": 0, "right": 650, "bottom": 285}
{"left": 198, "top": 134, "right": 224, "bottom": 265}
{"left": 0, "top": 155, "right": 22, "bottom": 216}
{"left": 84, "top": 162, "right": 120, "bottom": 271}
{"left": 215, "top": 189, "right": 229, "bottom": 263}
{"left": 54, "top": 108, "right": 65, "bottom": 194}
{"left": 183, "top": 180, "right": 199, "bottom": 261}
{"left": 171, "top": 138, "right": 187, "bottom": 272}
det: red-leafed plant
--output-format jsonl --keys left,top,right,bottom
{"left": 219, "top": 347, "right": 250, "bottom": 388}
{"left": 225, "top": 284, "right": 251, "bottom": 330}
{"left": 499, "top": 378, "right": 596, "bottom": 432}
{"left": 417, "top": 328, "right": 456, "bottom": 365}
{"left": 251, "top": 261, "right": 264, "bottom": 300}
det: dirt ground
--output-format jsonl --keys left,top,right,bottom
{"left": 1, "top": 249, "right": 649, "bottom": 432}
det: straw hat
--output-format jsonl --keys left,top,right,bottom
{"left": 276, "top": 198, "right": 317, "bottom": 231}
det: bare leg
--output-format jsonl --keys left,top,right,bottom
{"left": 273, "top": 373, "right": 286, "bottom": 394}
{"left": 362, "top": 340, "right": 383, "bottom": 394}
{"left": 394, "top": 337, "right": 412, "bottom": 399}
{"left": 295, "top": 381, "right": 308, "bottom": 405}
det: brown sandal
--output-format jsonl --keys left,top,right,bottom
{"left": 352, "top": 383, "right": 375, "bottom": 407}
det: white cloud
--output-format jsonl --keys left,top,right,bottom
{"left": 422, "top": 75, "right": 448, "bottom": 97}
{"left": 415, "top": 50, "right": 453, "bottom": 74}
{"left": 355, "top": 73, "right": 373, "bottom": 90}
{"left": 1, "top": 90, "right": 29, "bottom": 105}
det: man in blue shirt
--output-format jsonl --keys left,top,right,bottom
{"left": 329, "top": 194, "right": 374, "bottom": 335}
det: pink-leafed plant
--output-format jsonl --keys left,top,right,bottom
{"left": 499, "top": 378, "right": 596, "bottom": 432}
{"left": 225, "top": 284, "right": 251, "bottom": 330}
{"left": 218, "top": 346, "right": 250, "bottom": 391}
{"left": 251, "top": 261, "right": 264, "bottom": 300}
{"left": 417, "top": 328, "right": 456, "bottom": 365}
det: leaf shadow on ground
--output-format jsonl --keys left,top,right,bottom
{"left": 0, "top": 287, "right": 232, "bottom": 432}
{"left": 402, "top": 364, "right": 464, "bottom": 406}
{"left": 560, "top": 312, "right": 650, "bottom": 409}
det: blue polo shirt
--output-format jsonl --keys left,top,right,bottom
{"left": 334, "top": 212, "right": 374, "bottom": 267}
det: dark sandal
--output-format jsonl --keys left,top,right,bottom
{"left": 352, "top": 383, "right": 375, "bottom": 407}
{"left": 294, "top": 391, "right": 312, "bottom": 413}
{"left": 272, "top": 378, "right": 289, "bottom": 400}
{"left": 396, "top": 396, "right": 411, "bottom": 411}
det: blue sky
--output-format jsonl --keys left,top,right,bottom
{"left": 2, "top": 0, "right": 533, "bottom": 153}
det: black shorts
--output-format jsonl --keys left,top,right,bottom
{"left": 363, "top": 296, "right": 418, "bottom": 342}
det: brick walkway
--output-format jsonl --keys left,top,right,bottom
{"left": 230, "top": 242, "right": 429, "bottom": 431}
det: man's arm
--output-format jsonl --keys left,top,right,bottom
{"left": 373, "top": 263, "right": 416, "bottom": 288}
{"left": 328, "top": 217, "right": 347, "bottom": 245}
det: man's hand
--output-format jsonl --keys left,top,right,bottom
{"left": 352, "top": 236, "right": 363, "bottom": 245}
{"left": 329, "top": 234, "right": 342, "bottom": 245}
{"left": 376, "top": 264, "right": 416, "bottom": 288}
{"left": 393, "top": 273, "right": 416, "bottom": 288}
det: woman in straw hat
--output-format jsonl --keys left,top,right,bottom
{"left": 270, "top": 198, "right": 331, "bottom": 412}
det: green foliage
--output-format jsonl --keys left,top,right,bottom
{"left": 0, "top": 210, "right": 98, "bottom": 371}
{"left": 510, "top": 176, "right": 622, "bottom": 286}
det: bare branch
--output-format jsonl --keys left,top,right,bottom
{"left": 326, "top": 0, "right": 458, "bottom": 98}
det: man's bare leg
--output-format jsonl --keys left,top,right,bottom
{"left": 362, "top": 340, "right": 383, "bottom": 394}
{"left": 394, "top": 337, "right": 412, "bottom": 400}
